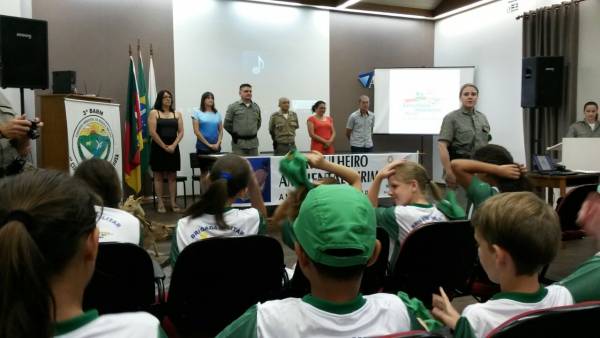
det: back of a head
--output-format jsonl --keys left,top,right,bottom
{"left": 473, "top": 144, "right": 532, "bottom": 192}
{"left": 186, "top": 154, "right": 250, "bottom": 228}
{"left": 0, "top": 170, "right": 98, "bottom": 338}
{"left": 74, "top": 158, "right": 122, "bottom": 208}
{"left": 293, "top": 184, "right": 377, "bottom": 281}
{"left": 472, "top": 192, "right": 561, "bottom": 275}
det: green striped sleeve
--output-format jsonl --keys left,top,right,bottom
{"left": 466, "top": 176, "right": 497, "bottom": 209}
{"left": 558, "top": 254, "right": 600, "bottom": 302}
{"left": 216, "top": 304, "right": 258, "bottom": 338}
{"left": 375, "top": 207, "right": 399, "bottom": 240}
{"left": 397, "top": 291, "right": 443, "bottom": 331}
{"left": 158, "top": 326, "right": 168, "bottom": 338}
{"left": 170, "top": 229, "right": 180, "bottom": 267}
{"left": 281, "top": 219, "right": 295, "bottom": 250}
{"left": 258, "top": 215, "right": 267, "bottom": 235}
{"left": 453, "top": 317, "right": 477, "bottom": 338}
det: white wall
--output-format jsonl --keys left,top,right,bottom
{"left": 173, "top": 0, "right": 329, "bottom": 193}
{"left": 576, "top": 0, "right": 600, "bottom": 117}
{"left": 432, "top": 0, "right": 579, "bottom": 173}
{"left": 0, "top": 0, "right": 36, "bottom": 164}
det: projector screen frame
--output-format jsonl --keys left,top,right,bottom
{"left": 373, "top": 66, "right": 476, "bottom": 136}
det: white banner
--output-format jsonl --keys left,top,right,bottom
{"left": 236, "top": 152, "right": 419, "bottom": 206}
{"left": 64, "top": 99, "right": 123, "bottom": 182}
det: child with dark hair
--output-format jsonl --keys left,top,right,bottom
{"left": 74, "top": 158, "right": 141, "bottom": 245}
{"left": 451, "top": 144, "right": 530, "bottom": 212}
{"left": 218, "top": 184, "right": 439, "bottom": 337}
{"left": 170, "top": 154, "right": 267, "bottom": 265}
{"left": 432, "top": 192, "right": 600, "bottom": 338}
{"left": 0, "top": 171, "right": 164, "bottom": 338}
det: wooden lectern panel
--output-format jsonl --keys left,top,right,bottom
{"left": 38, "top": 94, "right": 112, "bottom": 171}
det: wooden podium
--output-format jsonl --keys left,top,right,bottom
{"left": 38, "top": 94, "right": 112, "bottom": 171}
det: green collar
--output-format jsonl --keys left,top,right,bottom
{"left": 491, "top": 286, "right": 548, "bottom": 303}
{"left": 460, "top": 108, "right": 476, "bottom": 115}
{"left": 302, "top": 294, "right": 366, "bottom": 314}
{"left": 54, "top": 310, "right": 99, "bottom": 335}
{"left": 408, "top": 203, "right": 433, "bottom": 208}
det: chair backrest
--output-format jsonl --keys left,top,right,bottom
{"left": 189, "top": 152, "right": 200, "bottom": 175}
{"left": 83, "top": 242, "right": 156, "bottom": 314}
{"left": 377, "top": 330, "right": 444, "bottom": 338}
{"left": 385, "top": 220, "right": 477, "bottom": 307}
{"left": 556, "top": 184, "right": 598, "bottom": 231}
{"left": 167, "top": 235, "right": 286, "bottom": 338}
{"left": 286, "top": 227, "right": 391, "bottom": 298}
{"left": 486, "top": 301, "right": 600, "bottom": 338}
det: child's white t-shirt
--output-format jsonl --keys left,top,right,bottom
{"left": 375, "top": 204, "right": 448, "bottom": 265}
{"left": 460, "top": 285, "right": 574, "bottom": 338}
{"left": 217, "top": 293, "right": 415, "bottom": 338}
{"left": 95, "top": 206, "right": 141, "bottom": 245}
{"left": 54, "top": 310, "right": 165, "bottom": 338}
{"left": 171, "top": 207, "right": 265, "bottom": 264}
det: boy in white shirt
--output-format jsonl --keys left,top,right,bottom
{"left": 217, "top": 184, "right": 438, "bottom": 338}
{"left": 432, "top": 192, "right": 600, "bottom": 338}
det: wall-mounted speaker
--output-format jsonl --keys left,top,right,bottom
{"left": 0, "top": 15, "right": 49, "bottom": 89}
{"left": 521, "top": 56, "right": 564, "bottom": 108}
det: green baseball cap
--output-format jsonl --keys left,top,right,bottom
{"left": 279, "top": 150, "right": 314, "bottom": 190}
{"left": 293, "top": 184, "right": 376, "bottom": 267}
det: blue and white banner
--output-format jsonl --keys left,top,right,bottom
{"left": 236, "top": 152, "right": 419, "bottom": 206}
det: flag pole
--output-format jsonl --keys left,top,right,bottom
{"left": 150, "top": 43, "right": 153, "bottom": 56}
{"left": 137, "top": 38, "right": 141, "bottom": 53}
{"left": 128, "top": 44, "right": 132, "bottom": 57}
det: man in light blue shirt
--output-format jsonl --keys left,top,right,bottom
{"left": 346, "top": 95, "right": 374, "bottom": 153}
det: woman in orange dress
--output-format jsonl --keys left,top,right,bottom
{"left": 307, "top": 100, "right": 335, "bottom": 154}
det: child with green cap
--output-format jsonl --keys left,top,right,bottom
{"left": 217, "top": 184, "right": 439, "bottom": 337}
{"left": 272, "top": 150, "right": 362, "bottom": 249}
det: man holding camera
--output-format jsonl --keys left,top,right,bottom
{"left": 0, "top": 91, "right": 39, "bottom": 177}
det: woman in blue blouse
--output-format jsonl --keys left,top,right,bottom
{"left": 192, "top": 91, "right": 223, "bottom": 154}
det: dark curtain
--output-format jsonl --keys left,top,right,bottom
{"left": 522, "top": 2, "right": 579, "bottom": 164}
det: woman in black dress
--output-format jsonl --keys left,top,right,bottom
{"left": 149, "top": 89, "right": 184, "bottom": 213}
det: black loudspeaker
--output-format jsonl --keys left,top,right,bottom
{"left": 0, "top": 15, "right": 48, "bottom": 89}
{"left": 53, "top": 71, "right": 76, "bottom": 94}
{"left": 521, "top": 56, "right": 564, "bottom": 108}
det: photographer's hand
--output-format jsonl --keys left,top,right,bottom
{"left": 0, "top": 116, "right": 31, "bottom": 139}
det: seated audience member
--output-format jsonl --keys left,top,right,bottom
{"left": 74, "top": 158, "right": 141, "bottom": 245}
{"left": 0, "top": 171, "right": 164, "bottom": 338}
{"left": 566, "top": 101, "right": 600, "bottom": 138}
{"left": 432, "top": 192, "right": 600, "bottom": 338}
{"left": 170, "top": 154, "right": 267, "bottom": 265}
{"left": 451, "top": 144, "right": 529, "bottom": 211}
{"left": 272, "top": 150, "right": 361, "bottom": 250}
{"left": 368, "top": 160, "right": 464, "bottom": 268}
{"left": 217, "top": 184, "right": 439, "bottom": 337}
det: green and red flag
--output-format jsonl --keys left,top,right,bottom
{"left": 137, "top": 48, "right": 150, "bottom": 176}
{"left": 124, "top": 55, "right": 144, "bottom": 193}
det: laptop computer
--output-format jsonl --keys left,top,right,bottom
{"left": 532, "top": 155, "right": 577, "bottom": 176}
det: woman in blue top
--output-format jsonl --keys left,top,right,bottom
{"left": 192, "top": 92, "right": 223, "bottom": 155}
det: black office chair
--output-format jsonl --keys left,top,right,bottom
{"left": 83, "top": 242, "right": 164, "bottom": 317}
{"left": 556, "top": 184, "right": 597, "bottom": 240}
{"left": 167, "top": 235, "right": 287, "bottom": 338}
{"left": 384, "top": 220, "right": 477, "bottom": 308}
{"left": 487, "top": 301, "right": 600, "bottom": 338}
{"left": 189, "top": 152, "right": 218, "bottom": 200}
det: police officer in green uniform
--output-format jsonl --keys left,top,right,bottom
{"left": 438, "top": 83, "right": 491, "bottom": 188}
{"left": 269, "top": 97, "right": 299, "bottom": 155}
{"left": 566, "top": 101, "right": 600, "bottom": 138}
{"left": 224, "top": 83, "right": 261, "bottom": 156}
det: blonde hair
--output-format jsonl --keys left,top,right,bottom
{"left": 393, "top": 161, "right": 443, "bottom": 201}
{"left": 472, "top": 192, "right": 561, "bottom": 275}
